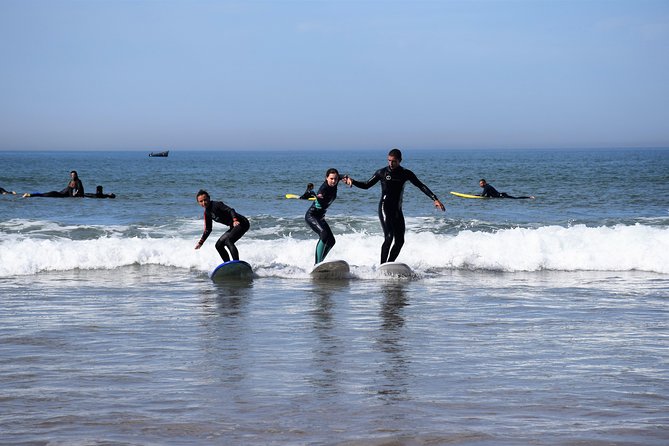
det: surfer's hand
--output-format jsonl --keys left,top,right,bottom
{"left": 435, "top": 200, "right": 445, "bottom": 211}
{"left": 195, "top": 242, "right": 202, "bottom": 250}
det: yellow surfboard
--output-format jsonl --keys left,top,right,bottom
{"left": 450, "top": 191, "right": 486, "bottom": 199}
{"left": 286, "top": 193, "right": 316, "bottom": 201}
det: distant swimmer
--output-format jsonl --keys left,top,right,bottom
{"left": 84, "top": 185, "right": 116, "bottom": 199}
{"left": 305, "top": 169, "right": 343, "bottom": 264}
{"left": 195, "top": 189, "right": 250, "bottom": 262}
{"left": 299, "top": 183, "right": 316, "bottom": 200}
{"left": 478, "top": 179, "right": 534, "bottom": 199}
{"left": 343, "top": 148, "right": 445, "bottom": 264}
{"left": 23, "top": 170, "right": 85, "bottom": 198}
{"left": 0, "top": 187, "right": 16, "bottom": 195}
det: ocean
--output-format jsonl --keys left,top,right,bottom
{"left": 1, "top": 148, "right": 668, "bottom": 445}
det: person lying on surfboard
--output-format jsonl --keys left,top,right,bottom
{"left": 84, "top": 185, "right": 116, "bottom": 199}
{"left": 195, "top": 189, "right": 250, "bottom": 262}
{"left": 0, "top": 187, "right": 16, "bottom": 195}
{"left": 23, "top": 170, "right": 85, "bottom": 198}
{"left": 299, "top": 183, "right": 316, "bottom": 199}
{"left": 478, "top": 179, "right": 534, "bottom": 199}
{"left": 306, "top": 169, "right": 344, "bottom": 264}
{"left": 343, "top": 148, "right": 445, "bottom": 264}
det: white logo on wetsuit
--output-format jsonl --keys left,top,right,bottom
{"left": 385, "top": 175, "right": 392, "bottom": 180}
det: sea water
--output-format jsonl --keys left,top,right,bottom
{"left": 1, "top": 148, "right": 668, "bottom": 445}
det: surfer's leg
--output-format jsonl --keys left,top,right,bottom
{"left": 387, "top": 211, "right": 405, "bottom": 262}
{"left": 306, "top": 212, "right": 334, "bottom": 264}
{"left": 214, "top": 234, "right": 231, "bottom": 262}
{"left": 221, "top": 218, "right": 250, "bottom": 261}
{"left": 320, "top": 219, "right": 335, "bottom": 262}
{"left": 379, "top": 202, "right": 394, "bottom": 264}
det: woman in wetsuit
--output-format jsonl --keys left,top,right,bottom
{"left": 195, "top": 189, "right": 250, "bottom": 262}
{"left": 23, "top": 170, "right": 84, "bottom": 198}
{"left": 305, "top": 169, "right": 342, "bottom": 265}
{"left": 344, "top": 148, "right": 445, "bottom": 264}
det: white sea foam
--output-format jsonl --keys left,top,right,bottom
{"left": 1, "top": 224, "right": 668, "bottom": 276}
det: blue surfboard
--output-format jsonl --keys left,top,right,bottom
{"left": 209, "top": 260, "right": 254, "bottom": 281}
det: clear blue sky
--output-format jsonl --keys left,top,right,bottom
{"left": 1, "top": 0, "right": 667, "bottom": 151}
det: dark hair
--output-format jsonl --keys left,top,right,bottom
{"left": 96, "top": 185, "right": 103, "bottom": 193}
{"left": 70, "top": 170, "right": 78, "bottom": 177}
{"left": 479, "top": 179, "right": 487, "bottom": 183}
{"left": 307, "top": 183, "right": 314, "bottom": 188}
{"left": 326, "top": 168, "right": 339, "bottom": 177}
{"left": 196, "top": 189, "right": 210, "bottom": 200}
{"left": 388, "top": 148, "right": 402, "bottom": 161}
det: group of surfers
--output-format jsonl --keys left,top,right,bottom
{"left": 4, "top": 149, "right": 530, "bottom": 267}
{"left": 13, "top": 170, "right": 116, "bottom": 198}
{"left": 195, "top": 148, "right": 532, "bottom": 268}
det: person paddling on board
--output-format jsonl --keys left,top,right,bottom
{"left": 306, "top": 169, "right": 344, "bottom": 265}
{"left": 299, "top": 183, "right": 316, "bottom": 199}
{"left": 195, "top": 189, "right": 250, "bottom": 262}
{"left": 0, "top": 187, "right": 16, "bottom": 195}
{"left": 23, "top": 170, "right": 85, "bottom": 198}
{"left": 343, "top": 148, "right": 445, "bottom": 264}
{"left": 84, "top": 185, "right": 116, "bottom": 198}
{"left": 478, "top": 179, "right": 534, "bottom": 199}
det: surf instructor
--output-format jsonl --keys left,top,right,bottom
{"left": 343, "top": 148, "right": 445, "bottom": 264}
{"left": 195, "top": 189, "right": 250, "bottom": 262}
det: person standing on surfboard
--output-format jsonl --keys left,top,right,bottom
{"left": 478, "top": 179, "right": 534, "bottom": 199}
{"left": 195, "top": 189, "right": 250, "bottom": 262}
{"left": 343, "top": 148, "right": 445, "bottom": 264}
{"left": 305, "top": 169, "right": 343, "bottom": 265}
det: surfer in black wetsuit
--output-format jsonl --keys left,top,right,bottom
{"left": 84, "top": 185, "right": 116, "bottom": 198}
{"left": 299, "top": 183, "right": 316, "bottom": 200}
{"left": 478, "top": 179, "right": 534, "bottom": 199}
{"left": 305, "top": 169, "right": 342, "bottom": 264}
{"left": 195, "top": 189, "right": 250, "bottom": 262}
{"left": 0, "top": 187, "right": 16, "bottom": 195}
{"left": 344, "top": 148, "right": 445, "bottom": 264}
{"left": 23, "top": 170, "right": 85, "bottom": 198}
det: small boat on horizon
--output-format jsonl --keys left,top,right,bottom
{"left": 149, "top": 150, "right": 169, "bottom": 157}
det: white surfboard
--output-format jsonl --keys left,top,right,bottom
{"left": 310, "top": 260, "right": 350, "bottom": 279}
{"left": 378, "top": 262, "right": 414, "bottom": 277}
{"left": 209, "top": 260, "right": 254, "bottom": 281}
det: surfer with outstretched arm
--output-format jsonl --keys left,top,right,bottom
{"left": 478, "top": 179, "right": 534, "bottom": 199}
{"left": 305, "top": 168, "right": 343, "bottom": 265}
{"left": 195, "top": 189, "right": 250, "bottom": 262}
{"left": 343, "top": 148, "right": 445, "bottom": 264}
{"left": 0, "top": 187, "right": 16, "bottom": 195}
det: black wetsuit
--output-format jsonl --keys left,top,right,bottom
{"left": 351, "top": 166, "right": 439, "bottom": 264}
{"left": 299, "top": 188, "right": 316, "bottom": 199}
{"left": 305, "top": 181, "right": 337, "bottom": 264}
{"left": 480, "top": 184, "right": 531, "bottom": 199}
{"left": 199, "top": 200, "right": 250, "bottom": 262}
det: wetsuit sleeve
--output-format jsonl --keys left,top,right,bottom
{"left": 407, "top": 170, "right": 439, "bottom": 201}
{"left": 199, "top": 209, "right": 213, "bottom": 244}
{"left": 350, "top": 170, "right": 381, "bottom": 190}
